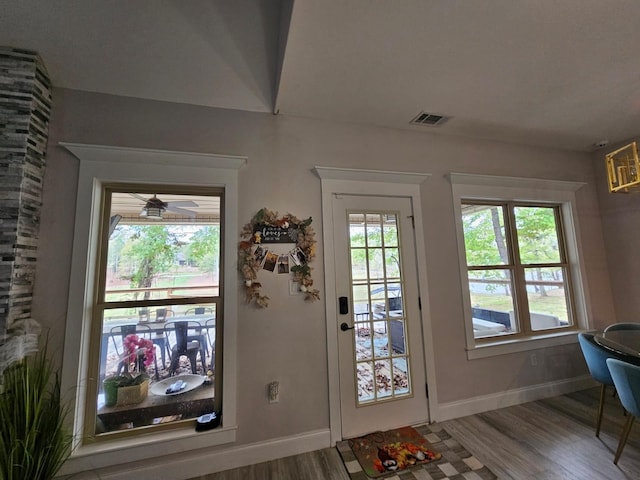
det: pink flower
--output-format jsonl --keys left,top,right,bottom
{"left": 124, "top": 334, "right": 155, "bottom": 369}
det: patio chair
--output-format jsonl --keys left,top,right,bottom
{"left": 164, "top": 321, "right": 207, "bottom": 375}
{"left": 155, "top": 308, "right": 174, "bottom": 321}
{"left": 138, "top": 308, "right": 150, "bottom": 322}
{"left": 110, "top": 324, "right": 160, "bottom": 379}
{"left": 185, "top": 306, "right": 214, "bottom": 315}
{"left": 205, "top": 317, "right": 216, "bottom": 371}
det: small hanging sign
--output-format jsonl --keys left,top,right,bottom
{"left": 253, "top": 224, "right": 299, "bottom": 244}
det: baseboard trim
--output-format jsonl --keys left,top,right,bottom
{"left": 433, "top": 375, "right": 596, "bottom": 422}
{"left": 66, "top": 378, "right": 596, "bottom": 479}
{"left": 89, "top": 428, "right": 331, "bottom": 480}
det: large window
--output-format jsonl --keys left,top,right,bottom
{"left": 461, "top": 202, "right": 575, "bottom": 340}
{"left": 61, "top": 145, "right": 241, "bottom": 473}
{"left": 450, "top": 173, "right": 587, "bottom": 359}
{"left": 88, "top": 185, "right": 223, "bottom": 438}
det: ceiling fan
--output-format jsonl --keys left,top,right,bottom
{"left": 131, "top": 194, "right": 198, "bottom": 219}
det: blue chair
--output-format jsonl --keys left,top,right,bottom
{"left": 578, "top": 332, "right": 626, "bottom": 436}
{"left": 605, "top": 322, "right": 640, "bottom": 332}
{"left": 606, "top": 358, "right": 640, "bottom": 464}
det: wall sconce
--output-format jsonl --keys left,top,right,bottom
{"left": 606, "top": 142, "right": 640, "bottom": 193}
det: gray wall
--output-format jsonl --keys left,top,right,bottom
{"left": 34, "top": 87, "right": 614, "bottom": 446}
{"left": 592, "top": 136, "right": 640, "bottom": 324}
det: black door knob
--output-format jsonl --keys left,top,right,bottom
{"left": 340, "top": 322, "right": 354, "bottom": 331}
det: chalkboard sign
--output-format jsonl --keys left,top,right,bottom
{"left": 253, "top": 224, "right": 299, "bottom": 244}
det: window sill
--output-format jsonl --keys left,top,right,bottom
{"left": 466, "top": 330, "right": 579, "bottom": 360}
{"left": 61, "top": 423, "right": 237, "bottom": 475}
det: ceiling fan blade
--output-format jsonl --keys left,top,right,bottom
{"left": 166, "top": 205, "right": 197, "bottom": 217}
{"left": 130, "top": 193, "right": 149, "bottom": 203}
{"left": 166, "top": 201, "right": 198, "bottom": 208}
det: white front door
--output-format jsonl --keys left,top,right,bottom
{"left": 333, "top": 194, "right": 429, "bottom": 438}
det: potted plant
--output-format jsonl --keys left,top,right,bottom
{"left": 103, "top": 372, "right": 151, "bottom": 407}
{"left": 0, "top": 344, "right": 73, "bottom": 479}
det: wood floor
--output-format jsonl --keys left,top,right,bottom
{"left": 190, "top": 387, "right": 640, "bottom": 479}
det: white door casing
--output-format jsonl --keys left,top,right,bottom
{"left": 315, "top": 167, "right": 437, "bottom": 444}
{"left": 334, "top": 194, "right": 427, "bottom": 438}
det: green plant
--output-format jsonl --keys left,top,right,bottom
{"left": 102, "top": 372, "right": 150, "bottom": 407}
{"left": 104, "top": 372, "right": 150, "bottom": 388}
{"left": 0, "top": 346, "right": 72, "bottom": 480}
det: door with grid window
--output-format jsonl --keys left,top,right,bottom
{"left": 333, "top": 194, "right": 428, "bottom": 438}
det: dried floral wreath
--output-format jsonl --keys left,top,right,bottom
{"left": 239, "top": 208, "right": 320, "bottom": 308}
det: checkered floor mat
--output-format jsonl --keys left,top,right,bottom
{"left": 336, "top": 423, "right": 497, "bottom": 480}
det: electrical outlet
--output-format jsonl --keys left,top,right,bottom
{"left": 530, "top": 353, "right": 537, "bottom": 366}
{"left": 268, "top": 381, "right": 279, "bottom": 403}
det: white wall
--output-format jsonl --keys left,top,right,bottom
{"left": 33, "top": 88, "right": 613, "bottom": 450}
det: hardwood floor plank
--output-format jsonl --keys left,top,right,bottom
{"left": 442, "top": 388, "right": 640, "bottom": 479}
{"left": 192, "top": 388, "right": 640, "bottom": 479}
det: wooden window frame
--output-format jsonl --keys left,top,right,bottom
{"left": 462, "top": 200, "right": 577, "bottom": 342}
{"left": 60, "top": 144, "right": 243, "bottom": 476}
{"left": 82, "top": 183, "right": 224, "bottom": 441}
{"left": 449, "top": 173, "right": 589, "bottom": 360}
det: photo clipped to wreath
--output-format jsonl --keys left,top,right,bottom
{"left": 238, "top": 208, "right": 320, "bottom": 308}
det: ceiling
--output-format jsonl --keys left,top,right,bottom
{"left": 111, "top": 192, "right": 220, "bottom": 224}
{"left": 3, "top": 0, "right": 640, "bottom": 152}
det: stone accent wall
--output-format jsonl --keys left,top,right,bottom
{"left": 0, "top": 47, "right": 51, "bottom": 339}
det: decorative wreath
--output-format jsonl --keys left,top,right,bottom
{"left": 239, "top": 208, "right": 320, "bottom": 308}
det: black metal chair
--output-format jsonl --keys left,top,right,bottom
{"left": 185, "top": 307, "right": 214, "bottom": 360}
{"left": 110, "top": 324, "right": 160, "bottom": 379}
{"left": 138, "top": 308, "right": 150, "bottom": 322}
{"left": 164, "top": 321, "right": 207, "bottom": 375}
{"left": 205, "top": 317, "right": 216, "bottom": 371}
{"left": 185, "top": 306, "right": 214, "bottom": 315}
{"left": 155, "top": 308, "right": 174, "bottom": 321}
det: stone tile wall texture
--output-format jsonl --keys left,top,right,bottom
{"left": 0, "top": 47, "right": 51, "bottom": 337}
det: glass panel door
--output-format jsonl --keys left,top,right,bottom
{"left": 334, "top": 195, "right": 428, "bottom": 438}
{"left": 349, "top": 212, "right": 410, "bottom": 405}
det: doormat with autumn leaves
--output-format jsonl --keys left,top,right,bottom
{"left": 337, "top": 424, "right": 497, "bottom": 479}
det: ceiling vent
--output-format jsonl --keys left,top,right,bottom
{"left": 410, "top": 111, "right": 449, "bottom": 126}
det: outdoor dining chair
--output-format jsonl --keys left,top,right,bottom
{"left": 138, "top": 308, "right": 150, "bottom": 322}
{"left": 164, "top": 321, "right": 207, "bottom": 375}
{"left": 155, "top": 308, "right": 174, "bottom": 321}
{"left": 205, "top": 317, "right": 216, "bottom": 371}
{"left": 110, "top": 324, "right": 160, "bottom": 379}
{"left": 606, "top": 358, "right": 640, "bottom": 464}
{"left": 185, "top": 306, "right": 214, "bottom": 315}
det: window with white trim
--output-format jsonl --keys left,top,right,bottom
{"left": 462, "top": 201, "right": 575, "bottom": 338}
{"left": 89, "top": 185, "right": 223, "bottom": 437}
{"left": 60, "top": 144, "right": 241, "bottom": 472}
{"left": 450, "top": 173, "right": 587, "bottom": 359}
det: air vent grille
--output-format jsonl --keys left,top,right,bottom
{"left": 410, "top": 112, "right": 448, "bottom": 126}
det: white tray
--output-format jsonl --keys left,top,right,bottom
{"left": 150, "top": 374, "right": 205, "bottom": 396}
